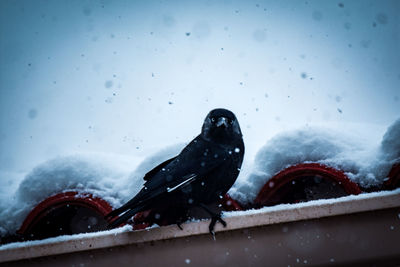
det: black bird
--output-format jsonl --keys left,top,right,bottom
{"left": 106, "top": 108, "right": 244, "bottom": 234}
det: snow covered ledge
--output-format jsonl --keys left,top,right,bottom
{"left": 1, "top": 189, "right": 400, "bottom": 266}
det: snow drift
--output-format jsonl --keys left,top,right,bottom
{"left": 0, "top": 154, "right": 132, "bottom": 237}
{"left": 0, "top": 145, "right": 185, "bottom": 237}
{"left": 229, "top": 118, "right": 400, "bottom": 204}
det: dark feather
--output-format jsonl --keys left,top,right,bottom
{"left": 143, "top": 156, "right": 177, "bottom": 181}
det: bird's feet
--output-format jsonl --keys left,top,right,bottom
{"left": 209, "top": 213, "right": 227, "bottom": 235}
{"left": 176, "top": 222, "right": 183, "bottom": 230}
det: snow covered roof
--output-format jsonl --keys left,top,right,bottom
{"left": 0, "top": 119, "right": 399, "bottom": 238}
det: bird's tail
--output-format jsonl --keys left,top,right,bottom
{"left": 105, "top": 193, "right": 143, "bottom": 220}
{"left": 105, "top": 206, "right": 125, "bottom": 220}
{"left": 107, "top": 205, "right": 145, "bottom": 229}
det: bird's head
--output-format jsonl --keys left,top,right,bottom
{"left": 201, "top": 108, "right": 242, "bottom": 144}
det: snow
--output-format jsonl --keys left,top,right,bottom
{"left": 0, "top": 153, "right": 136, "bottom": 236}
{"left": 223, "top": 188, "right": 400, "bottom": 218}
{"left": 0, "top": 146, "right": 185, "bottom": 237}
{"left": 0, "top": 225, "right": 133, "bottom": 251}
{"left": 380, "top": 118, "right": 400, "bottom": 161}
{"left": 229, "top": 118, "right": 400, "bottom": 204}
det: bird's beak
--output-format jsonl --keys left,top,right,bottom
{"left": 216, "top": 117, "right": 229, "bottom": 128}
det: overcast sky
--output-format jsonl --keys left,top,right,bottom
{"left": 0, "top": 0, "right": 399, "bottom": 175}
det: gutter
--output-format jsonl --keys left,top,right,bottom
{"left": 1, "top": 189, "right": 399, "bottom": 266}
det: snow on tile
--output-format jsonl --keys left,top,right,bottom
{"left": 229, "top": 118, "right": 400, "bottom": 204}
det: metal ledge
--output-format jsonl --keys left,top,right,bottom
{"left": 1, "top": 189, "right": 400, "bottom": 266}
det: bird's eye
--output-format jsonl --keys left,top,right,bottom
{"left": 211, "top": 117, "right": 216, "bottom": 123}
{"left": 228, "top": 118, "right": 234, "bottom": 124}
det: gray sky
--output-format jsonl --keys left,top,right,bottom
{"left": 0, "top": 0, "right": 399, "bottom": 174}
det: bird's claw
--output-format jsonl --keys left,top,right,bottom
{"left": 210, "top": 230, "right": 216, "bottom": 240}
{"left": 177, "top": 222, "right": 183, "bottom": 230}
{"left": 208, "top": 214, "right": 227, "bottom": 235}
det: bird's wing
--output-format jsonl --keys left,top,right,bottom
{"left": 105, "top": 157, "right": 177, "bottom": 219}
{"left": 166, "top": 173, "right": 197, "bottom": 193}
{"left": 142, "top": 137, "right": 226, "bottom": 193}
{"left": 143, "top": 156, "right": 178, "bottom": 181}
{"left": 106, "top": 137, "right": 227, "bottom": 220}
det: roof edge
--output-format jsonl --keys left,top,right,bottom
{"left": 1, "top": 189, "right": 400, "bottom": 263}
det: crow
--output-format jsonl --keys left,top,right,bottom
{"left": 106, "top": 108, "right": 244, "bottom": 234}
